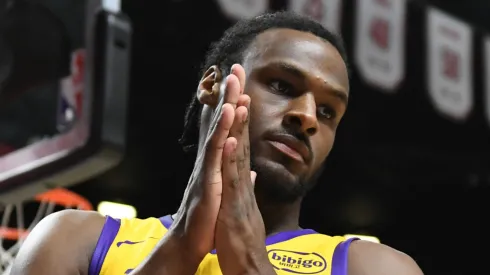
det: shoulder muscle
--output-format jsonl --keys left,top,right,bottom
{"left": 10, "top": 209, "right": 105, "bottom": 275}
{"left": 348, "top": 240, "right": 423, "bottom": 275}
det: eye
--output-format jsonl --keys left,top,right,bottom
{"left": 317, "top": 105, "right": 336, "bottom": 120}
{"left": 269, "top": 79, "right": 293, "bottom": 95}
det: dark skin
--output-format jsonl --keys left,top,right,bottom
{"left": 200, "top": 28, "right": 349, "bottom": 234}
{"left": 10, "top": 28, "right": 423, "bottom": 275}
{"left": 199, "top": 29, "right": 423, "bottom": 275}
{"left": 204, "top": 28, "right": 349, "bottom": 274}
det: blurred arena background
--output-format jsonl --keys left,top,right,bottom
{"left": 1, "top": 0, "right": 490, "bottom": 274}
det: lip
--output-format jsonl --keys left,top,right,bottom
{"left": 266, "top": 134, "right": 311, "bottom": 163}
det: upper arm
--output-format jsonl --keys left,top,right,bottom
{"left": 348, "top": 240, "right": 423, "bottom": 275}
{"left": 10, "top": 209, "right": 106, "bottom": 275}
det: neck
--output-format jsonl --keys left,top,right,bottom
{"left": 256, "top": 193, "right": 303, "bottom": 236}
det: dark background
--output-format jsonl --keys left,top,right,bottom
{"left": 2, "top": 0, "right": 490, "bottom": 274}
{"left": 77, "top": 0, "right": 490, "bottom": 274}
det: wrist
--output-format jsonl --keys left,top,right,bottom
{"left": 169, "top": 212, "right": 209, "bottom": 262}
{"left": 163, "top": 231, "right": 204, "bottom": 274}
{"left": 134, "top": 232, "right": 203, "bottom": 275}
{"left": 250, "top": 251, "right": 276, "bottom": 275}
{"left": 229, "top": 248, "right": 276, "bottom": 275}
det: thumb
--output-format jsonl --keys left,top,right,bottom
{"left": 250, "top": 171, "right": 257, "bottom": 185}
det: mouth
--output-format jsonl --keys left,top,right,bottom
{"left": 266, "top": 134, "right": 310, "bottom": 163}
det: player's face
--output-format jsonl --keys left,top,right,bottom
{"left": 201, "top": 28, "right": 349, "bottom": 203}
{"left": 242, "top": 29, "right": 349, "bottom": 202}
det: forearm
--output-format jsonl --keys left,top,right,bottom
{"left": 222, "top": 249, "right": 276, "bottom": 275}
{"left": 130, "top": 233, "right": 202, "bottom": 275}
{"left": 239, "top": 264, "right": 277, "bottom": 275}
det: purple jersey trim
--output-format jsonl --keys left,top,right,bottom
{"left": 88, "top": 216, "right": 121, "bottom": 275}
{"left": 265, "top": 229, "right": 317, "bottom": 246}
{"left": 331, "top": 238, "right": 358, "bottom": 275}
{"left": 159, "top": 215, "right": 173, "bottom": 229}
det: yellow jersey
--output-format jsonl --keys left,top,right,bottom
{"left": 88, "top": 215, "right": 357, "bottom": 275}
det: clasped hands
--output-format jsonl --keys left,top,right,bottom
{"left": 169, "top": 64, "right": 276, "bottom": 275}
{"left": 213, "top": 64, "right": 275, "bottom": 275}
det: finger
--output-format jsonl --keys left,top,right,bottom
{"left": 208, "top": 74, "right": 240, "bottom": 132}
{"left": 229, "top": 95, "right": 250, "bottom": 145}
{"left": 221, "top": 136, "right": 239, "bottom": 202}
{"left": 209, "top": 70, "right": 244, "bottom": 137}
{"left": 222, "top": 74, "right": 241, "bottom": 109}
{"left": 228, "top": 103, "right": 249, "bottom": 192}
{"left": 237, "top": 97, "right": 252, "bottom": 188}
{"left": 250, "top": 171, "right": 257, "bottom": 185}
{"left": 236, "top": 94, "right": 249, "bottom": 109}
{"left": 202, "top": 103, "right": 235, "bottom": 192}
{"left": 230, "top": 64, "right": 246, "bottom": 94}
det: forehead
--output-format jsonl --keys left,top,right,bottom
{"left": 243, "top": 28, "right": 349, "bottom": 90}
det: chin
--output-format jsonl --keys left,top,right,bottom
{"left": 251, "top": 156, "right": 310, "bottom": 203}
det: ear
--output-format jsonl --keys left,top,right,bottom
{"left": 197, "top": 65, "right": 222, "bottom": 107}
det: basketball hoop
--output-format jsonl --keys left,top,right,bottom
{"left": 0, "top": 188, "right": 93, "bottom": 274}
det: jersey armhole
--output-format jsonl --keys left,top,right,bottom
{"left": 331, "top": 238, "right": 359, "bottom": 275}
{"left": 88, "top": 216, "right": 121, "bottom": 275}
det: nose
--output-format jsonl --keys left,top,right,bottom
{"left": 283, "top": 93, "right": 319, "bottom": 136}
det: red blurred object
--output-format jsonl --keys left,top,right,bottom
{"left": 0, "top": 144, "right": 15, "bottom": 157}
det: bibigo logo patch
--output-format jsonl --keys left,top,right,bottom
{"left": 268, "top": 249, "right": 327, "bottom": 274}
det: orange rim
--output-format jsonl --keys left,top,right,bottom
{"left": 34, "top": 188, "right": 93, "bottom": 210}
{"left": 0, "top": 228, "right": 28, "bottom": 240}
{"left": 0, "top": 188, "right": 93, "bottom": 240}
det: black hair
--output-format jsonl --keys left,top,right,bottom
{"left": 179, "top": 11, "right": 349, "bottom": 152}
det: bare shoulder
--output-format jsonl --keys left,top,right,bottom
{"left": 38, "top": 208, "right": 105, "bottom": 228}
{"left": 348, "top": 240, "right": 424, "bottom": 275}
{"left": 11, "top": 209, "right": 106, "bottom": 275}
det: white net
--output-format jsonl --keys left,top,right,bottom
{"left": 0, "top": 189, "right": 92, "bottom": 274}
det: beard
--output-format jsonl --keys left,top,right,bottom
{"left": 250, "top": 150, "right": 324, "bottom": 204}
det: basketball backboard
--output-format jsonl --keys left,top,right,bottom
{"left": 0, "top": 0, "right": 131, "bottom": 203}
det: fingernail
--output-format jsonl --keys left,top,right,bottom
{"left": 250, "top": 171, "right": 257, "bottom": 184}
{"left": 230, "top": 65, "right": 235, "bottom": 74}
{"left": 242, "top": 112, "right": 248, "bottom": 123}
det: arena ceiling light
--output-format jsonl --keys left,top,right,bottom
{"left": 344, "top": 234, "right": 380, "bottom": 243}
{"left": 97, "top": 201, "right": 137, "bottom": 219}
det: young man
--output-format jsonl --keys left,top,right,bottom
{"left": 11, "top": 11, "right": 423, "bottom": 275}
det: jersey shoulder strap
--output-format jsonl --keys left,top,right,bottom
{"left": 88, "top": 216, "right": 169, "bottom": 275}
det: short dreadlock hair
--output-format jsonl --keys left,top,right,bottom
{"left": 179, "top": 11, "right": 349, "bottom": 152}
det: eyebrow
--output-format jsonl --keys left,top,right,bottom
{"left": 266, "top": 61, "right": 349, "bottom": 105}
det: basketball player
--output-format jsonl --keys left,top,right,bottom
{"left": 11, "top": 12, "right": 423, "bottom": 275}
